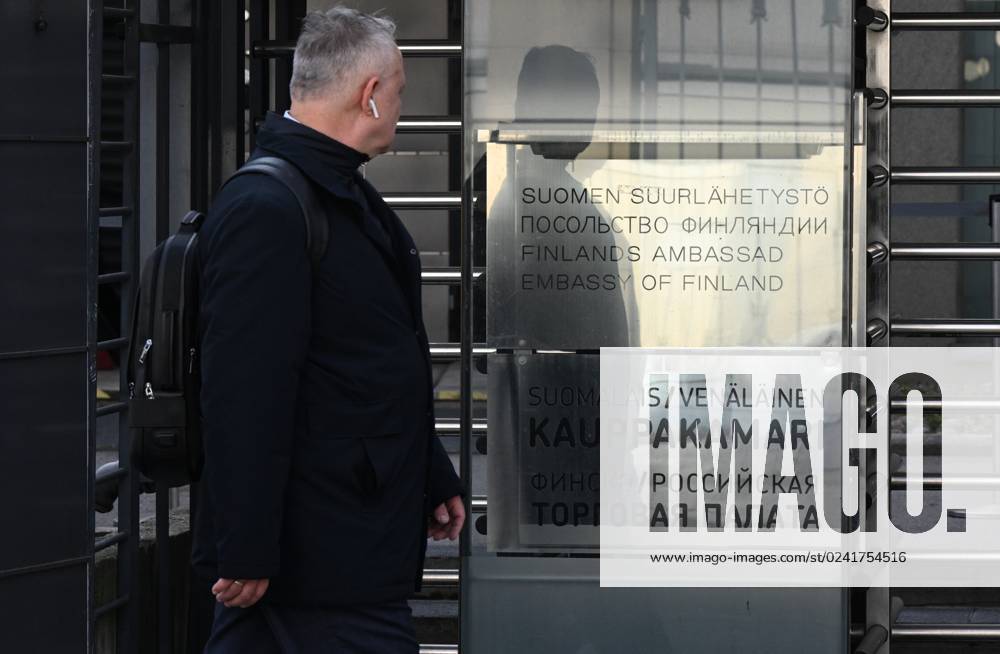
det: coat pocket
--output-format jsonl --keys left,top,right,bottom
{"left": 307, "top": 398, "right": 407, "bottom": 498}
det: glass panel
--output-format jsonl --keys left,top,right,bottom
{"left": 465, "top": 0, "right": 854, "bottom": 651}
{"left": 469, "top": 0, "right": 853, "bottom": 349}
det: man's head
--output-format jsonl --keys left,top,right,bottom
{"left": 288, "top": 7, "right": 404, "bottom": 157}
{"left": 513, "top": 45, "right": 599, "bottom": 159}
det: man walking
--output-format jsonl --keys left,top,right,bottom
{"left": 193, "top": 7, "right": 464, "bottom": 652}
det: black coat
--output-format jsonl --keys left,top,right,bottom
{"left": 192, "top": 111, "right": 462, "bottom": 607}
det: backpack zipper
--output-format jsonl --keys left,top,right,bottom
{"left": 138, "top": 338, "right": 152, "bottom": 365}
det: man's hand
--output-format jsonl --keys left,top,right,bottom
{"left": 212, "top": 577, "right": 270, "bottom": 608}
{"left": 428, "top": 495, "right": 465, "bottom": 541}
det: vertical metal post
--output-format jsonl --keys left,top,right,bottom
{"left": 456, "top": 7, "right": 472, "bottom": 653}
{"left": 208, "top": 0, "right": 245, "bottom": 192}
{"left": 866, "top": 1, "right": 892, "bottom": 652}
{"left": 716, "top": 0, "right": 724, "bottom": 159}
{"left": 87, "top": 3, "right": 102, "bottom": 652}
{"left": 273, "top": 0, "right": 305, "bottom": 113}
{"left": 448, "top": 0, "right": 464, "bottom": 343}
{"left": 459, "top": 0, "right": 472, "bottom": 560}
{"left": 151, "top": 128, "right": 181, "bottom": 620}
{"left": 679, "top": 1, "right": 689, "bottom": 159}
{"left": 629, "top": 0, "right": 641, "bottom": 160}
{"left": 186, "top": 6, "right": 214, "bottom": 644}
{"left": 248, "top": 0, "right": 269, "bottom": 150}
{"left": 752, "top": 0, "right": 765, "bottom": 159}
{"left": 790, "top": 0, "right": 800, "bottom": 134}
{"left": 851, "top": 92, "right": 869, "bottom": 347}
{"left": 788, "top": 0, "right": 807, "bottom": 334}
{"left": 867, "top": 1, "right": 890, "bottom": 345}
{"left": 641, "top": 0, "right": 657, "bottom": 159}
{"left": 118, "top": 1, "right": 143, "bottom": 651}
{"left": 156, "top": 483, "right": 171, "bottom": 653}
{"left": 992, "top": 196, "right": 1000, "bottom": 339}
{"left": 823, "top": 0, "right": 842, "bottom": 128}
{"left": 191, "top": 0, "right": 208, "bottom": 211}
{"left": 156, "top": 0, "right": 171, "bottom": 243}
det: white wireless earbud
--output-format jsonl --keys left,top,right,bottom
{"left": 368, "top": 97, "right": 380, "bottom": 119}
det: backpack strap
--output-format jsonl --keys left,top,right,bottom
{"left": 225, "top": 156, "right": 329, "bottom": 270}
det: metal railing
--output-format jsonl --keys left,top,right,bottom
{"left": 430, "top": 344, "right": 495, "bottom": 361}
{"left": 422, "top": 569, "right": 460, "bottom": 588}
{"left": 421, "top": 268, "right": 484, "bottom": 285}
{"left": 892, "top": 13, "right": 1000, "bottom": 30}
{"left": 891, "top": 167, "right": 1000, "bottom": 184}
{"left": 891, "top": 624, "right": 1000, "bottom": 641}
{"left": 892, "top": 90, "right": 1000, "bottom": 107}
{"left": 435, "top": 418, "right": 488, "bottom": 435}
{"left": 890, "top": 320, "right": 1000, "bottom": 337}
{"left": 890, "top": 243, "right": 1000, "bottom": 260}
{"left": 862, "top": 5, "right": 1000, "bottom": 650}
{"left": 397, "top": 117, "right": 463, "bottom": 134}
{"left": 420, "top": 646, "right": 459, "bottom": 654}
{"left": 385, "top": 193, "right": 463, "bottom": 210}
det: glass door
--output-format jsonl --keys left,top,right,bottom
{"left": 463, "top": 1, "right": 856, "bottom": 651}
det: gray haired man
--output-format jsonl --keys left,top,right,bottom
{"left": 194, "top": 7, "right": 464, "bottom": 652}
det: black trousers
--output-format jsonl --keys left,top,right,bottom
{"left": 204, "top": 599, "right": 418, "bottom": 654}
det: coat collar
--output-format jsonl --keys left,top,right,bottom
{"left": 253, "top": 111, "right": 395, "bottom": 260}
{"left": 254, "top": 111, "right": 367, "bottom": 201}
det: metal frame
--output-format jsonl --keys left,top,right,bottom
{"left": 87, "top": 2, "right": 103, "bottom": 652}
{"left": 859, "top": 2, "right": 1000, "bottom": 650}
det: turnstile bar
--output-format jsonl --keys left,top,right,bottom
{"left": 892, "top": 624, "right": 1000, "bottom": 641}
{"left": 892, "top": 167, "right": 1000, "bottom": 184}
{"left": 397, "top": 117, "right": 462, "bottom": 133}
{"left": 891, "top": 320, "right": 1000, "bottom": 336}
{"left": 421, "top": 268, "right": 484, "bottom": 284}
{"left": 385, "top": 193, "right": 462, "bottom": 210}
{"left": 893, "top": 90, "right": 1000, "bottom": 107}
{"left": 891, "top": 243, "right": 1000, "bottom": 260}
{"left": 252, "top": 40, "right": 462, "bottom": 58}
{"left": 892, "top": 13, "right": 1000, "bottom": 30}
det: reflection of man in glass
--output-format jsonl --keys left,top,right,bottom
{"left": 481, "top": 48, "right": 663, "bottom": 654}
{"left": 485, "top": 45, "right": 635, "bottom": 348}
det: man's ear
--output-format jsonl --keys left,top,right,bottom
{"left": 360, "top": 75, "right": 379, "bottom": 115}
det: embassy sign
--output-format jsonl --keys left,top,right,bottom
{"left": 599, "top": 348, "right": 1000, "bottom": 588}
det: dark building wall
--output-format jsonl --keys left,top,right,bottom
{"left": 0, "top": 1, "right": 95, "bottom": 651}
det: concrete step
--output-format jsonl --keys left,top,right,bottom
{"left": 410, "top": 599, "right": 458, "bottom": 645}
{"left": 892, "top": 606, "right": 1000, "bottom": 654}
{"left": 898, "top": 588, "right": 1000, "bottom": 607}
{"left": 898, "top": 605, "right": 1000, "bottom": 624}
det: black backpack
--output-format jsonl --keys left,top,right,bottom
{"left": 127, "top": 156, "right": 327, "bottom": 487}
